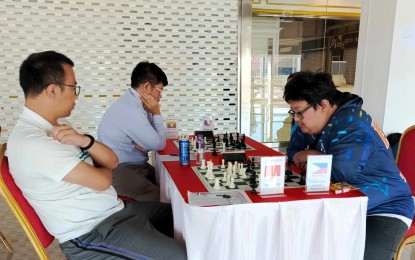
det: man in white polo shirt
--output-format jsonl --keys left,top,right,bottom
{"left": 7, "top": 51, "right": 187, "bottom": 259}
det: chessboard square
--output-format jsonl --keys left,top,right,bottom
{"left": 237, "top": 184, "right": 251, "bottom": 190}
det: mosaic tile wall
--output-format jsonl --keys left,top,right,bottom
{"left": 0, "top": 0, "right": 239, "bottom": 143}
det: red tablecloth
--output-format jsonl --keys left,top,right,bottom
{"left": 158, "top": 138, "right": 366, "bottom": 203}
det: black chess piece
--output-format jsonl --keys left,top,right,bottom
{"left": 250, "top": 170, "right": 258, "bottom": 195}
{"left": 235, "top": 139, "right": 241, "bottom": 149}
{"left": 299, "top": 170, "right": 306, "bottom": 185}
{"left": 246, "top": 160, "right": 252, "bottom": 173}
{"left": 240, "top": 134, "right": 247, "bottom": 148}
{"left": 212, "top": 139, "right": 217, "bottom": 156}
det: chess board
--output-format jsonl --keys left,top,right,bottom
{"left": 173, "top": 139, "right": 255, "bottom": 153}
{"left": 192, "top": 164, "right": 305, "bottom": 192}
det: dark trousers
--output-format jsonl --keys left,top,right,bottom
{"left": 60, "top": 201, "right": 187, "bottom": 260}
{"left": 364, "top": 215, "right": 408, "bottom": 260}
{"left": 113, "top": 163, "right": 160, "bottom": 201}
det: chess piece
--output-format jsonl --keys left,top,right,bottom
{"left": 213, "top": 178, "right": 221, "bottom": 190}
{"left": 246, "top": 160, "right": 252, "bottom": 173}
{"left": 235, "top": 139, "right": 241, "bottom": 149}
{"left": 240, "top": 134, "right": 247, "bottom": 148}
{"left": 222, "top": 171, "right": 227, "bottom": 182}
{"left": 250, "top": 170, "right": 258, "bottom": 195}
{"left": 239, "top": 167, "right": 247, "bottom": 178}
{"left": 229, "top": 133, "right": 234, "bottom": 146}
{"left": 200, "top": 159, "right": 206, "bottom": 170}
{"left": 212, "top": 138, "right": 217, "bottom": 156}
{"left": 232, "top": 162, "right": 238, "bottom": 178}
{"left": 220, "top": 159, "right": 226, "bottom": 169}
{"left": 229, "top": 177, "right": 236, "bottom": 189}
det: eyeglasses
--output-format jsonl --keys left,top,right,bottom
{"left": 52, "top": 83, "right": 81, "bottom": 96}
{"left": 153, "top": 86, "right": 163, "bottom": 93}
{"left": 288, "top": 105, "right": 312, "bottom": 120}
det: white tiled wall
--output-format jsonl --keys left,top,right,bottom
{"left": 0, "top": 0, "right": 239, "bottom": 143}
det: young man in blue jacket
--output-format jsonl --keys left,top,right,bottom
{"left": 284, "top": 71, "right": 413, "bottom": 260}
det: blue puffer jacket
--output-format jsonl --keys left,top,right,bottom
{"left": 287, "top": 93, "right": 414, "bottom": 219}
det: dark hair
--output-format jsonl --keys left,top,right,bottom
{"left": 131, "top": 61, "right": 168, "bottom": 89}
{"left": 19, "top": 51, "right": 74, "bottom": 98}
{"left": 283, "top": 71, "right": 340, "bottom": 108}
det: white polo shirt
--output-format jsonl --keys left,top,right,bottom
{"left": 7, "top": 106, "right": 124, "bottom": 243}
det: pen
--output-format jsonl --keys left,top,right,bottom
{"left": 197, "top": 193, "right": 235, "bottom": 198}
{"left": 169, "top": 154, "right": 179, "bottom": 156}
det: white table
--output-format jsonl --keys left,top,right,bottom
{"left": 154, "top": 139, "right": 368, "bottom": 260}
{"left": 155, "top": 151, "right": 368, "bottom": 260}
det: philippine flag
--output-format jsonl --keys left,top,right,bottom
{"left": 311, "top": 162, "right": 328, "bottom": 175}
{"left": 264, "top": 165, "right": 281, "bottom": 178}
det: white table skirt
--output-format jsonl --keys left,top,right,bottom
{"left": 155, "top": 154, "right": 368, "bottom": 260}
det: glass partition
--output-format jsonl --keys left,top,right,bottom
{"left": 240, "top": 2, "right": 360, "bottom": 151}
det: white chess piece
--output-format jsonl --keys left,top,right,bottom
{"left": 229, "top": 177, "right": 235, "bottom": 189}
{"left": 201, "top": 159, "right": 206, "bottom": 169}
{"left": 226, "top": 173, "right": 232, "bottom": 186}
{"left": 206, "top": 163, "right": 215, "bottom": 180}
{"left": 222, "top": 142, "right": 226, "bottom": 153}
{"left": 240, "top": 167, "right": 247, "bottom": 178}
{"left": 213, "top": 177, "right": 221, "bottom": 190}
{"left": 222, "top": 171, "right": 227, "bottom": 182}
{"left": 232, "top": 162, "right": 238, "bottom": 178}
{"left": 221, "top": 159, "right": 226, "bottom": 169}
{"left": 227, "top": 163, "right": 232, "bottom": 177}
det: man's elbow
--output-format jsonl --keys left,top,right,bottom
{"left": 108, "top": 156, "right": 119, "bottom": 170}
{"left": 94, "top": 177, "right": 113, "bottom": 191}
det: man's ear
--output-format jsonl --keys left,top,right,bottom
{"left": 143, "top": 82, "right": 153, "bottom": 93}
{"left": 320, "top": 99, "right": 330, "bottom": 112}
{"left": 45, "top": 83, "right": 58, "bottom": 97}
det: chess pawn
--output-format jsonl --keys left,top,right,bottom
{"left": 213, "top": 178, "right": 221, "bottom": 190}
{"left": 220, "top": 159, "right": 226, "bottom": 169}
{"left": 200, "top": 159, "right": 206, "bottom": 169}
{"left": 222, "top": 171, "right": 227, "bottom": 182}
{"left": 229, "top": 178, "right": 236, "bottom": 189}
{"left": 239, "top": 167, "right": 247, "bottom": 178}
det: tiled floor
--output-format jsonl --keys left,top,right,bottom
{"left": 0, "top": 198, "right": 63, "bottom": 260}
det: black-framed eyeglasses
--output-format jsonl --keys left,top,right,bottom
{"left": 288, "top": 105, "right": 312, "bottom": 120}
{"left": 52, "top": 83, "right": 81, "bottom": 96}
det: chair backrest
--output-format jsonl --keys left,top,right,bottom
{"left": 396, "top": 125, "right": 415, "bottom": 195}
{"left": 0, "top": 143, "right": 54, "bottom": 259}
